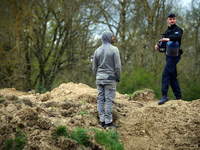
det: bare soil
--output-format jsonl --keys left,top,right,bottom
{"left": 0, "top": 82, "right": 200, "bottom": 150}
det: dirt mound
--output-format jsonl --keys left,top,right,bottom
{"left": 118, "top": 100, "right": 200, "bottom": 149}
{"left": 0, "top": 83, "right": 199, "bottom": 150}
{"left": 130, "top": 89, "right": 155, "bottom": 102}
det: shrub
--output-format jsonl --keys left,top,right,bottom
{"left": 4, "top": 138, "right": 13, "bottom": 150}
{"left": 71, "top": 127, "right": 90, "bottom": 147}
{"left": 117, "top": 66, "right": 158, "bottom": 94}
{"left": 4, "top": 128, "right": 27, "bottom": 150}
{"left": 181, "top": 79, "right": 200, "bottom": 101}
{"left": 117, "top": 65, "right": 200, "bottom": 101}
{"left": 94, "top": 128, "right": 124, "bottom": 150}
{"left": 52, "top": 125, "right": 68, "bottom": 139}
{"left": 15, "top": 128, "right": 27, "bottom": 150}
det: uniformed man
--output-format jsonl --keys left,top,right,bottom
{"left": 155, "top": 12, "right": 183, "bottom": 105}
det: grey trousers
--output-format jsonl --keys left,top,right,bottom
{"left": 96, "top": 80, "right": 116, "bottom": 124}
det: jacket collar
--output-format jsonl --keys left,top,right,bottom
{"left": 168, "top": 24, "right": 177, "bottom": 29}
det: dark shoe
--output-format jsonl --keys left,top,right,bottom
{"left": 158, "top": 95, "right": 169, "bottom": 105}
{"left": 104, "top": 122, "right": 118, "bottom": 129}
{"left": 100, "top": 122, "right": 105, "bottom": 128}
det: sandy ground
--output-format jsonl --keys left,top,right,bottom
{"left": 0, "top": 82, "right": 200, "bottom": 150}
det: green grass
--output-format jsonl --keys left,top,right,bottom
{"left": 79, "top": 111, "right": 88, "bottom": 117}
{"left": 94, "top": 128, "right": 124, "bottom": 150}
{"left": 0, "top": 97, "right": 5, "bottom": 103}
{"left": 79, "top": 100, "right": 86, "bottom": 105}
{"left": 4, "top": 138, "right": 13, "bottom": 150}
{"left": 15, "top": 128, "right": 27, "bottom": 150}
{"left": 4, "top": 128, "right": 27, "bottom": 150}
{"left": 71, "top": 127, "right": 90, "bottom": 147}
{"left": 52, "top": 125, "right": 68, "bottom": 139}
{"left": 15, "top": 135, "right": 27, "bottom": 150}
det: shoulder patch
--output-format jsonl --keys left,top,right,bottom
{"left": 175, "top": 32, "right": 179, "bottom": 34}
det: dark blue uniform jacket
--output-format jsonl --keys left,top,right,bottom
{"left": 163, "top": 24, "right": 183, "bottom": 47}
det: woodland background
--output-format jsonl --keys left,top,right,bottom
{"left": 0, "top": 0, "right": 199, "bottom": 100}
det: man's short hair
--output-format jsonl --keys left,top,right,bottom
{"left": 168, "top": 12, "right": 176, "bottom": 18}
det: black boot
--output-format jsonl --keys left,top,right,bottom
{"left": 173, "top": 97, "right": 182, "bottom": 100}
{"left": 100, "top": 122, "right": 105, "bottom": 128}
{"left": 104, "top": 122, "right": 118, "bottom": 129}
{"left": 158, "top": 95, "right": 169, "bottom": 105}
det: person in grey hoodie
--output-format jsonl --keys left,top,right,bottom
{"left": 93, "top": 30, "right": 121, "bottom": 129}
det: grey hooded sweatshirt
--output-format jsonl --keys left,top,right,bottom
{"left": 93, "top": 31, "right": 121, "bottom": 82}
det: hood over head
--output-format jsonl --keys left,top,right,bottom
{"left": 101, "top": 31, "right": 114, "bottom": 44}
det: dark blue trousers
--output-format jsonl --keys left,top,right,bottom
{"left": 162, "top": 55, "right": 182, "bottom": 98}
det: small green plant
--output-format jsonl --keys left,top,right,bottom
{"left": 52, "top": 125, "right": 68, "bottom": 139}
{"left": 94, "top": 128, "right": 124, "bottom": 150}
{"left": 15, "top": 128, "right": 27, "bottom": 150}
{"left": 63, "top": 98, "right": 67, "bottom": 102}
{"left": 79, "top": 100, "right": 86, "bottom": 105}
{"left": 0, "top": 97, "right": 5, "bottom": 103}
{"left": 51, "top": 106, "right": 54, "bottom": 110}
{"left": 4, "top": 138, "right": 13, "bottom": 150}
{"left": 79, "top": 111, "right": 88, "bottom": 117}
{"left": 4, "top": 128, "right": 27, "bottom": 150}
{"left": 80, "top": 112, "right": 84, "bottom": 117}
{"left": 71, "top": 127, "right": 90, "bottom": 147}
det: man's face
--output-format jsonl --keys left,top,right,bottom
{"left": 167, "top": 17, "right": 176, "bottom": 26}
{"left": 111, "top": 37, "right": 115, "bottom": 43}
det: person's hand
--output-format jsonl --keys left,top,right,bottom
{"left": 155, "top": 44, "right": 158, "bottom": 50}
{"left": 162, "top": 38, "right": 170, "bottom": 42}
